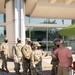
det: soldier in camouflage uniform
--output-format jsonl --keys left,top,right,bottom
{"left": 21, "top": 38, "right": 32, "bottom": 75}
{"left": 0, "top": 38, "right": 9, "bottom": 73}
{"left": 50, "top": 46, "right": 59, "bottom": 75}
{"left": 50, "top": 38, "right": 60, "bottom": 75}
{"left": 12, "top": 38, "right": 23, "bottom": 75}
{"left": 30, "top": 42, "right": 46, "bottom": 75}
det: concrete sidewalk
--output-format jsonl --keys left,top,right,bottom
{"left": 0, "top": 59, "right": 16, "bottom": 75}
{"left": 0, "top": 56, "right": 52, "bottom": 75}
{"left": 0, "top": 56, "right": 73, "bottom": 75}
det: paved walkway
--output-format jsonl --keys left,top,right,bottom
{"left": 0, "top": 56, "right": 52, "bottom": 75}
{"left": 0, "top": 55, "right": 73, "bottom": 75}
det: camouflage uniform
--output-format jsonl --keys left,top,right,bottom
{"left": 21, "top": 38, "right": 32, "bottom": 75}
{"left": 51, "top": 39, "right": 59, "bottom": 75}
{"left": 0, "top": 38, "right": 9, "bottom": 72}
{"left": 12, "top": 38, "right": 23, "bottom": 74}
{"left": 30, "top": 42, "right": 46, "bottom": 75}
{"left": 51, "top": 55, "right": 59, "bottom": 75}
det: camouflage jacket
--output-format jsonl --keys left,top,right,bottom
{"left": 12, "top": 43, "right": 23, "bottom": 58}
{"left": 21, "top": 44, "right": 32, "bottom": 62}
{"left": 31, "top": 49, "right": 46, "bottom": 65}
{"left": 0, "top": 42, "right": 9, "bottom": 57}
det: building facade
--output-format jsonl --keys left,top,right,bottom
{"left": 0, "top": 0, "right": 75, "bottom": 56}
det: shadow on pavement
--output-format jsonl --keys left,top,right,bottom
{"left": 42, "top": 70, "right": 51, "bottom": 75}
{"left": 0, "top": 70, "right": 51, "bottom": 75}
{"left": 0, "top": 68, "right": 21, "bottom": 75}
{"left": 0, "top": 71, "right": 22, "bottom": 75}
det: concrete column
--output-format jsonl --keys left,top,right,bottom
{"left": 6, "top": 0, "right": 15, "bottom": 56}
{"left": 6, "top": 0, "right": 25, "bottom": 56}
{"left": 14, "top": 0, "right": 21, "bottom": 42}
{"left": 14, "top": 0, "right": 25, "bottom": 44}
{"left": 21, "top": 0, "right": 25, "bottom": 45}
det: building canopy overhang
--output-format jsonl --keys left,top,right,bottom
{"left": 1, "top": 0, "right": 75, "bottom": 19}
{"left": 26, "top": 0, "right": 75, "bottom": 19}
{"left": 0, "top": 0, "right": 5, "bottom": 13}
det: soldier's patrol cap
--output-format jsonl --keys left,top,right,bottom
{"left": 17, "top": 38, "right": 21, "bottom": 41}
{"left": 33, "top": 42, "right": 41, "bottom": 46}
{"left": 54, "top": 38, "right": 63, "bottom": 44}
{"left": 4, "top": 38, "right": 8, "bottom": 40}
{"left": 25, "top": 38, "right": 31, "bottom": 42}
{"left": 54, "top": 38, "right": 60, "bottom": 43}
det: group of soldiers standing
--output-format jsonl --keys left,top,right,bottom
{"left": 0, "top": 37, "right": 47, "bottom": 75}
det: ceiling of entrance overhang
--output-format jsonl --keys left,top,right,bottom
{"left": 0, "top": 0, "right": 5, "bottom": 13}
{"left": 26, "top": 0, "right": 75, "bottom": 19}
{"left": 1, "top": 0, "right": 75, "bottom": 19}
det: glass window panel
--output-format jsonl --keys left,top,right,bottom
{"left": 30, "top": 18, "right": 47, "bottom": 24}
{"left": 48, "top": 28, "right": 63, "bottom": 41}
{"left": 0, "top": 26, "right": 6, "bottom": 44}
{"left": 30, "top": 27, "right": 47, "bottom": 41}
{"left": 26, "top": 27, "right": 29, "bottom": 38}
{"left": 26, "top": 26, "right": 75, "bottom": 51}
{"left": 0, "top": 14, "right": 4, "bottom": 23}
{"left": 25, "top": 16, "right": 71, "bottom": 25}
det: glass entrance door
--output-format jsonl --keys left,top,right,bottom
{"left": 26, "top": 27, "right": 65, "bottom": 51}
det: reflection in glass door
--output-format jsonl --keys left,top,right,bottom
{"left": 26, "top": 27, "right": 68, "bottom": 51}
{"left": 0, "top": 26, "right": 6, "bottom": 44}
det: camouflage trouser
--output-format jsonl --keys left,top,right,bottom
{"left": 51, "top": 65, "right": 58, "bottom": 75}
{"left": 22, "top": 61, "right": 31, "bottom": 75}
{"left": 31, "top": 61, "right": 42, "bottom": 75}
{"left": 1, "top": 53, "right": 8, "bottom": 70}
{"left": 14, "top": 57, "right": 22, "bottom": 74}
{"left": 2, "top": 57, "right": 8, "bottom": 70}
